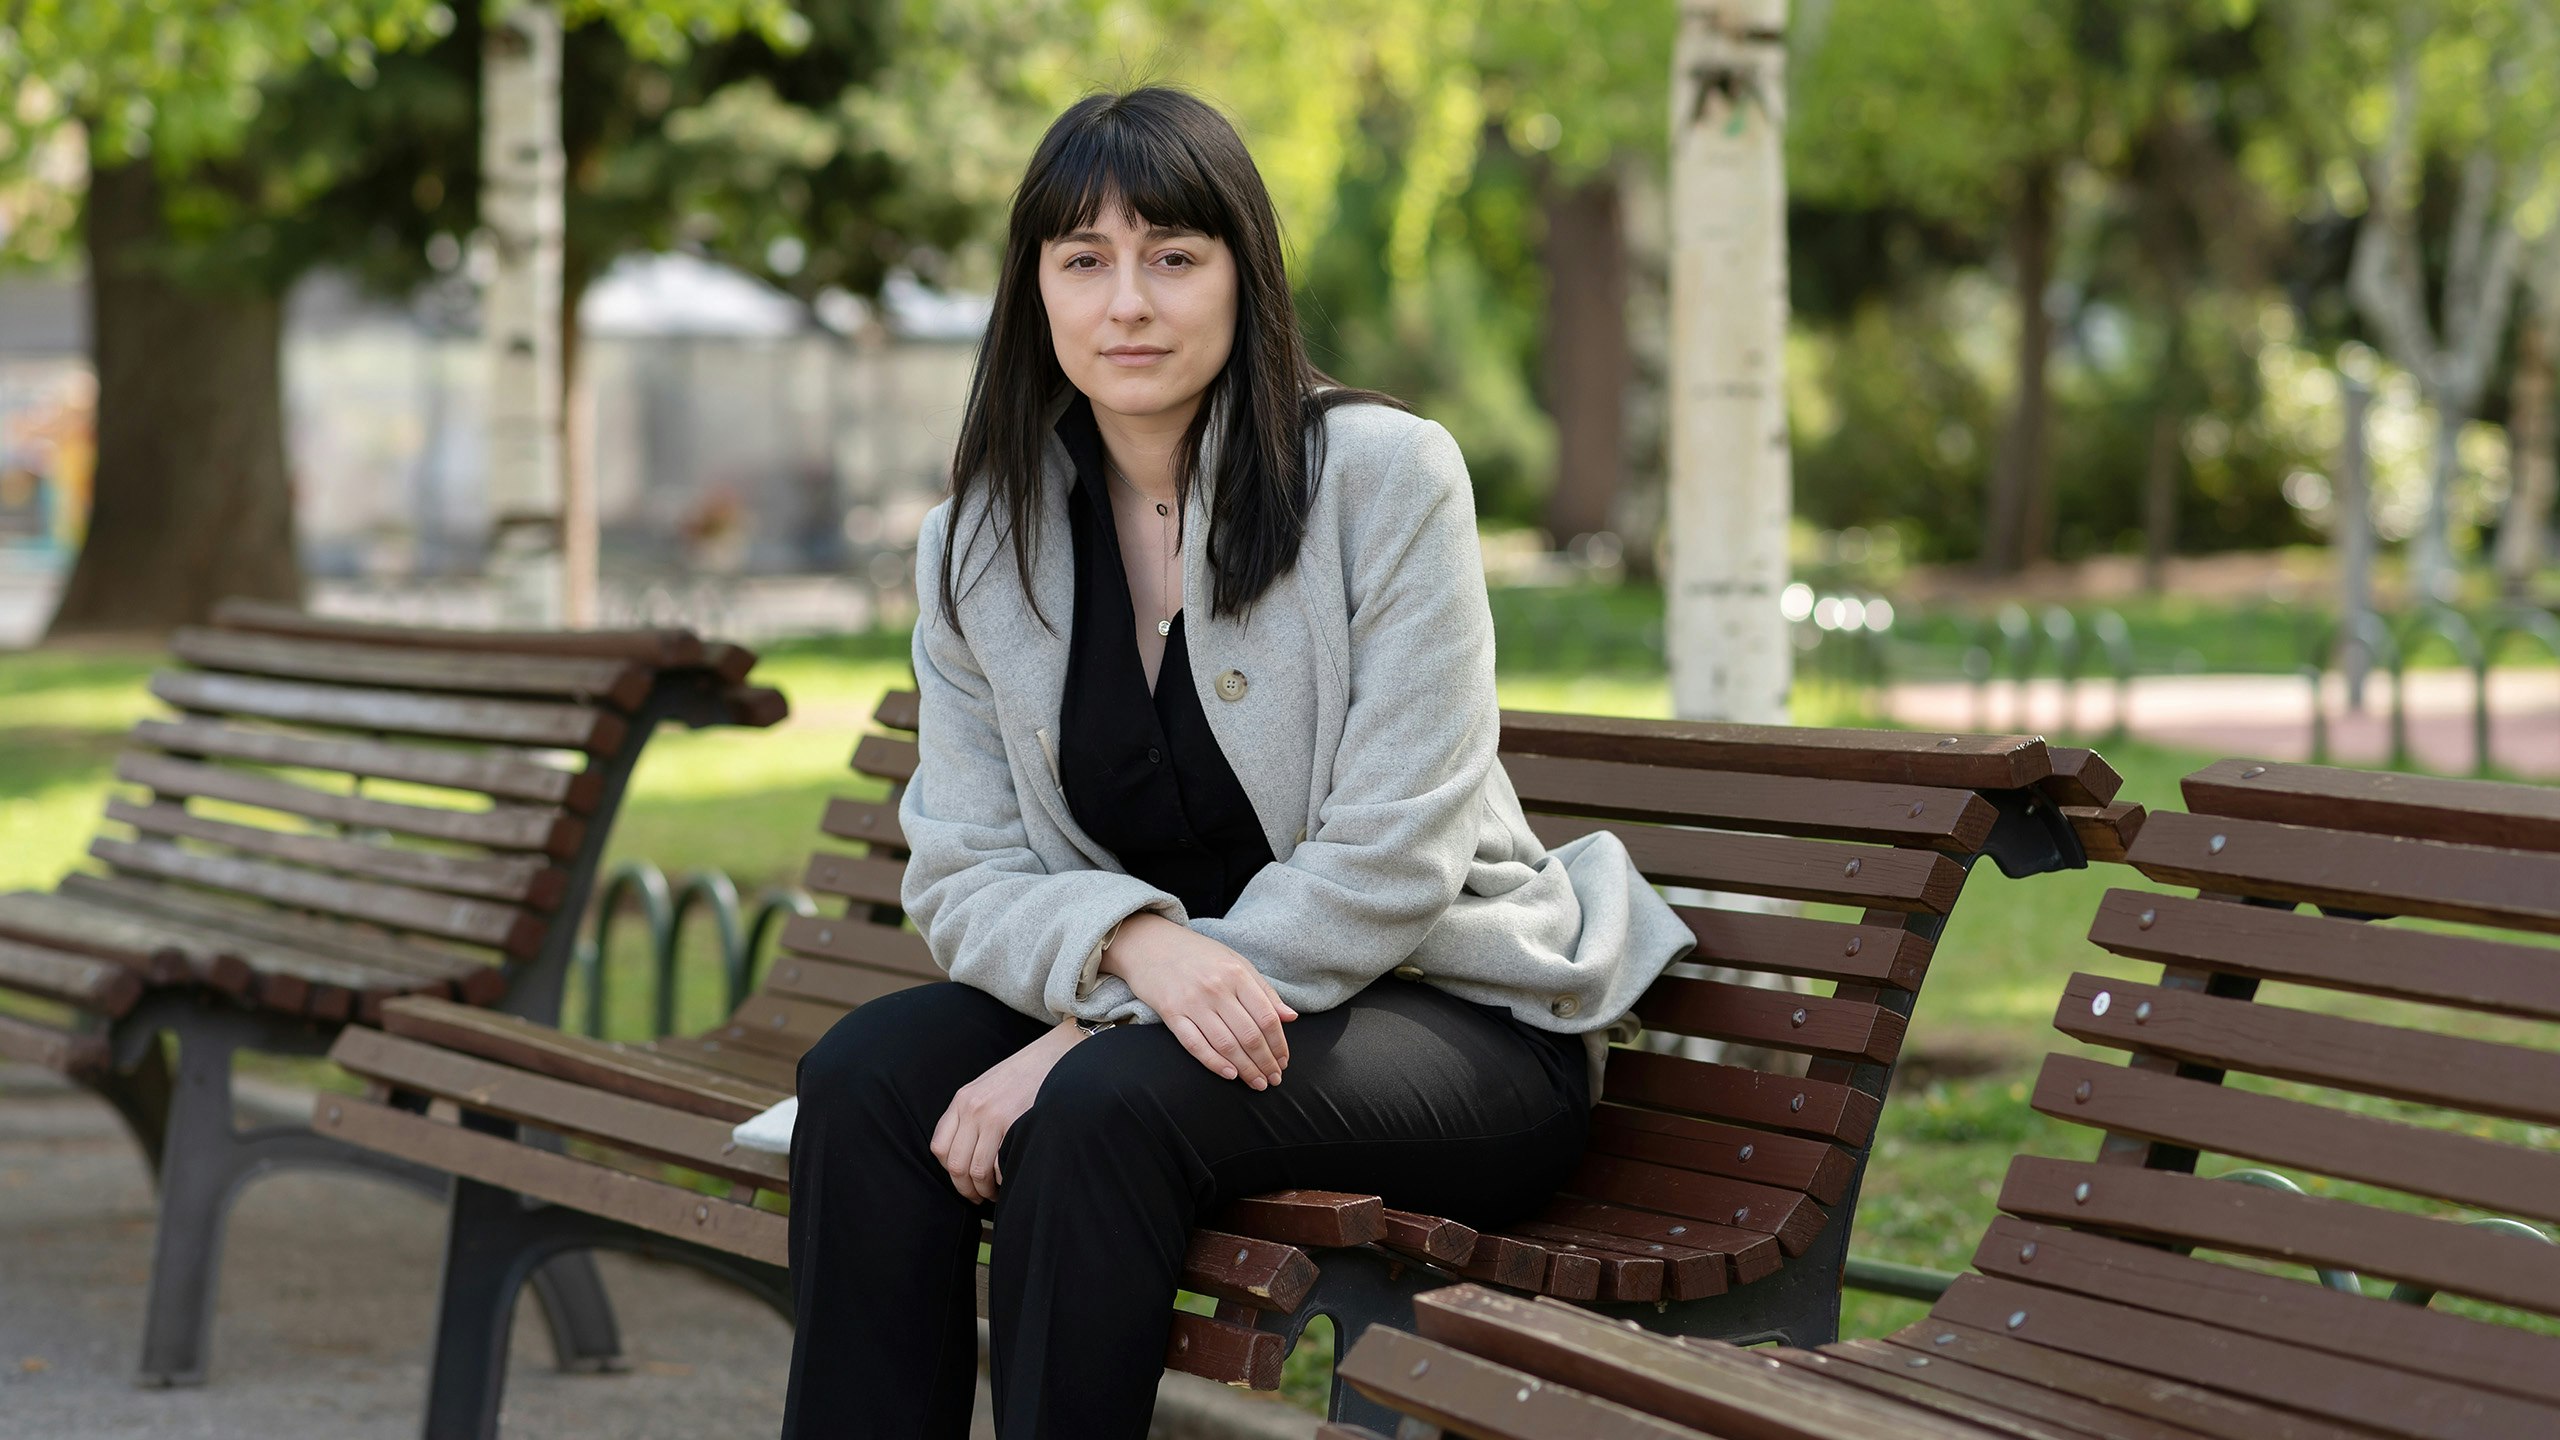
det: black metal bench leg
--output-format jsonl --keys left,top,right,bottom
{"left": 93, "top": 1032, "right": 174, "bottom": 1175}
{"left": 424, "top": 1176, "right": 557, "bottom": 1440}
{"left": 134, "top": 1018, "right": 254, "bottom": 1386}
{"left": 1244, "top": 1245, "right": 1441, "bottom": 1429}
{"left": 525, "top": 1251, "right": 624, "bottom": 1374}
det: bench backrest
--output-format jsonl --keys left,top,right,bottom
{"left": 20, "top": 600, "right": 781, "bottom": 1026}
{"left": 1953, "top": 759, "right": 2560, "bottom": 1431}
{"left": 713, "top": 697, "right": 2128, "bottom": 1277}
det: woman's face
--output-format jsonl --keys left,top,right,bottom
{"left": 1039, "top": 204, "right": 1238, "bottom": 429}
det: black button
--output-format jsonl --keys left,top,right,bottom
{"left": 1147, "top": 747, "right": 1162, "bottom": 764}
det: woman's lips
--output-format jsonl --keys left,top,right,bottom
{"left": 1101, "top": 346, "right": 1171, "bottom": 367}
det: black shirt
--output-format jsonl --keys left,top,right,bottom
{"left": 1054, "top": 398, "right": 1275, "bottom": 920}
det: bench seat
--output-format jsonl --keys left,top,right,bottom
{"left": 0, "top": 598, "right": 780, "bottom": 1385}
{"left": 1336, "top": 759, "right": 2560, "bottom": 1440}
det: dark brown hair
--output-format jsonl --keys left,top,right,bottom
{"left": 939, "top": 86, "right": 1400, "bottom": 630}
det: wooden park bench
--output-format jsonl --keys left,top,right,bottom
{"left": 1331, "top": 758, "right": 2560, "bottom": 1440}
{"left": 0, "top": 599, "right": 782, "bottom": 1385}
{"left": 314, "top": 684, "right": 2136, "bottom": 1433}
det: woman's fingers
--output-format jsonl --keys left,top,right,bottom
{"left": 964, "top": 1114, "right": 1004, "bottom": 1203}
{"left": 1194, "top": 1010, "right": 1260, "bottom": 1087}
{"left": 1215, "top": 993, "right": 1281, "bottom": 1088}
{"left": 1240, "top": 981, "right": 1290, "bottom": 1070}
{"left": 1168, "top": 1014, "right": 1237, "bottom": 1080}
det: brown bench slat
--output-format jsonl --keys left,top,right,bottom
{"left": 172, "top": 628, "right": 654, "bottom": 711}
{"left": 1503, "top": 753, "right": 1999, "bottom": 851}
{"left": 106, "top": 799, "right": 568, "bottom": 910}
{"left": 59, "top": 874, "right": 497, "bottom": 993}
{"left": 2039, "top": 747, "right": 2124, "bottom": 807}
{"left": 1162, "top": 1312, "right": 1285, "bottom": 1391}
{"left": 1532, "top": 815, "right": 1967, "bottom": 914}
{"left": 1496, "top": 710, "right": 2054, "bottom": 791}
{"left": 1934, "top": 1272, "right": 2560, "bottom": 1438}
{"left": 2060, "top": 802, "right": 2144, "bottom": 863}
{"left": 1218, "top": 1190, "right": 1386, "bottom": 1248}
{"left": 1564, "top": 1154, "right": 1824, "bottom": 1257}
{"left": 1999, "top": 1155, "right": 2560, "bottom": 1316}
{"left": 2182, "top": 756, "right": 2560, "bottom": 853}
{"left": 761, "top": 955, "right": 919, "bottom": 1011}
{"left": 1495, "top": 1225, "right": 1664, "bottom": 1302}
{"left": 799, "top": 853, "right": 907, "bottom": 909}
{"left": 2088, "top": 888, "right": 2560, "bottom": 1020}
{"left": 212, "top": 599, "right": 712, "bottom": 670}
{"left": 1599, "top": 1048, "right": 1881, "bottom": 1146}
{"left": 1181, "top": 1230, "right": 1318, "bottom": 1313}
{"left": 1632, "top": 976, "right": 1907, "bottom": 1066}
{"left": 2128, "top": 810, "right": 2560, "bottom": 933}
{"left": 1588, "top": 1104, "right": 1855, "bottom": 1206}
{"left": 721, "top": 685, "right": 790, "bottom": 729}
{"left": 116, "top": 751, "right": 581, "bottom": 857}
{"left": 1379, "top": 1208, "right": 1478, "bottom": 1265}
{"left": 133, "top": 717, "right": 601, "bottom": 812}
{"left": 2033, "top": 1052, "right": 2560, "bottom": 1227}
{"left": 327, "top": 1029, "right": 788, "bottom": 1191}
{"left": 1674, "top": 907, "right": 1934, "bottom": 989}
{"left": 776, "top": 914, "right": 938, "bottom": 981}
{"left": 0, "top": 937, "right": 143, "bottom": 1016}
{"left": 1539, "top": 1195, "right": 1784, "bottom": 1288}
{"left": 316, "top": 1095, "right": 788, "bottom": 1266}
{"left": 1968, "top": 1216, "right": 2560, "bottom": 1411}
{"left": 1456, "top": 1232, "right": 1553, "bottom": 1291}
{"left": 379, "top": 998, "right": 775, "bottom": 1121}
{"left": 0, "top": 1012, "right": 111, "bottom": 1078}
{"left": 2052, "top": 970, "right": 2560, "bottom": 1128}
{"left": 0, "top": 891, "right": 244, "bottom": 990}
{"left": 1761, "top": 1345, "right": 2093, "bottom": 1440}
{"left": 150, "top": 670, "right": 626, "bottom": 754}
{"left": 18, "top": 888, "right": 424, "bottom": 1018}
{"left": 636, "top": 1035, "right": 804, "bottom": 1094}
{"left": 1503, "top": 1220, "right": 1726, "bottom": 1302}
{"left": 1878, "top": 1321, "right": 2373, "bottom": 1440}
{"left": 1816, "top": 1338, "right": 2208, "bottom": 1440}
{"left": 818, "top": 799, "right": 905, "bottom": 848}
{"left": 92, "top": 837, "right": 544, "bottom": 959}
{"left": 1342, "top": 1326, "right": 1722, "bottom": 1440}
{"left": 871, "top": 690, "right": 920, "bottom": 733}
{"left": 850, "top": 734, "right": 918, "bottom": 784}
{"left": 716, "top": 994, "right": 846, "bottom": 1059}
{"left": 1408, "top": 1285, "right": 1995, "bottom": 1440}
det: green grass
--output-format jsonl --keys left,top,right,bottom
{"left": 3, "top": 607, "right": 2552, "bottom": 1405}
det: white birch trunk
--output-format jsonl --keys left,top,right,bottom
{"left": 1663, "top": 2, "right": 1801, "bottom": 1077}
{"left": 1667, "top": 0, "right": 1792, "bottom": 726}
{"left": 481, "top": 1, "right": 567, "bottom": 626}
{"left": 2496, "top": 264, "right": 2559, "bottom": 595}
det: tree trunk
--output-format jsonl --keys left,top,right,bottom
{"left": 2337, "top": 373, "right": 2376, "bottom": 708}
{"left": 2496, "top": 290, "right": 2555, "bottom": 597}
{"left": 44, "top": 157, "right": 300, "bottom": 641}
{"left": 561, "top": 258, "right": 598, "bottom": 625}
{"left": 482, "top": 0, "right": 567, "bottom": 626}
{"left": 2416, "top": 399, "right": 2462, "bottom": 602}
{"left": 1984, "top": 160, "right": 2058, "bottom": 575}
{"left": 1541, "top": 172, "right": 1633, "bottom": 550}
{"left": 1667, "top": 0, "right": 1792, "bottom": 727}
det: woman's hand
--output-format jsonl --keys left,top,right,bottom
{"left": 1100, "top": 913, "right": 1297, "bottom": 1088}
{"left": 929, "top": 1021, "right": 1082, "bottom": 1203}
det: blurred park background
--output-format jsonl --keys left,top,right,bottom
{"left": 4, "top": 0, "right": 2560, "bottom": 1420}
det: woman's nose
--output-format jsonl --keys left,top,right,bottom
{"left": 1108, "top": 269, "right": 1151, "bottom": 324}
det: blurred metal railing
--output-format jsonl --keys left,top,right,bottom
{"left": 570, "top": 860, "right": 815, "bottom": 1040}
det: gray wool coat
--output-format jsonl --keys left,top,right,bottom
{"left": 897, "top": 398, "right": 1693, "bottom": 1088}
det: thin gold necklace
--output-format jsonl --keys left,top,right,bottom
{"left": 1107, "top": 461, "right": 1180, "bottom": 638}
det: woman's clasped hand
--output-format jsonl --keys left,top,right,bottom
{"left": 1100, "top": 911, "right": 1296, "bottom": 1088}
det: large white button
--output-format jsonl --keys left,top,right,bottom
{"left": 1216, "top": 669, "right": 1248, "bottom": 702}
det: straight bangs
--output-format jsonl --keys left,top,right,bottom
{"left": 1012, "top": 108, "right": 1235, "bottom": 251}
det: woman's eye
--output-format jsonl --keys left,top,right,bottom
{"left": 1156, "top": 252, "right": 1194, "bottom": 270}
{"left": 1065, "top": 254, "right": 1100, "bottom": 271}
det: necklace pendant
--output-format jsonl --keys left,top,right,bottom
{"left": 1156, "top": 619, "right": 1172, "bottom": 638}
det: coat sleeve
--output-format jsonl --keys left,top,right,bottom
{"left": 896, "top": 506, "right": 1186, "bottom": 1024}
{"left": 1186, "top": 420, "right": 1499, "bottom": 1010}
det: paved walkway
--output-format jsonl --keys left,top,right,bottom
{"left": 0, "top": 1065, "right": 1315, "bottom": 1439}
{"left": 1885, "top": 670, "right": 2560, "bottom": 778}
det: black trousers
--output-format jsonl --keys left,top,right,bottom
{"left": 780, "top": 977, "right": 1590, "bottom": 1439}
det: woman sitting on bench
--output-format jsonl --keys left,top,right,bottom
{"left": 779, "top": 86, "right": 1691, "bottom": 1439}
